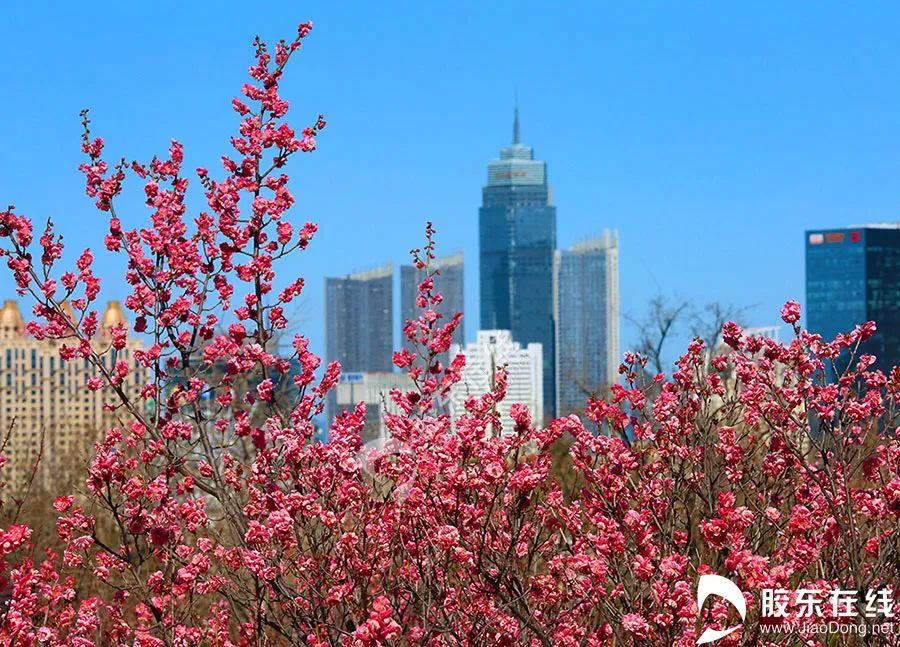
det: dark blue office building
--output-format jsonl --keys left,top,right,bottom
{"left": 806, "top": 225, "right": 900, "bottom": 375}
{"left": 480, "top": 108, "right": 557, "bottom": 417}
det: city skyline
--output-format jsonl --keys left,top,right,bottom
{"left": 0, "top": 7, "right": 897, "bottom": 642}
{"left": 4, "top": 3, "right": 900, "bottom": 369}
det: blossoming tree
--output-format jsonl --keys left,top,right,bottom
{"left": 0, "top": 22, "right": 897, "bottom": 647}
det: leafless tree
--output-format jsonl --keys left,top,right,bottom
{"left": 689, "top": 301, "right": 751, "bottom": 352}
{"left": 628, "top": 294, "right": 750, "bottom": 375}
{"left": 628, "top": 294, "right": 690, "bottom": 375}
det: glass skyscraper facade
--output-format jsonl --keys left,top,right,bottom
{"left": 325, "top": 263, "right": 394, "bottom": 420}
{"left": 553, "top": 232, "right": 620, "bottom": 416}
{"left": 400, "top": 252, "right": 464, "bottom": 354}
{"left": 479, "top": 108, "right": 557, "bottom": 417}
{"left": 806, "top": 225, "right": 900, "bottom": 375}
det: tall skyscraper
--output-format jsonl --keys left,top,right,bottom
{"left": 448, "top": 330, "right": 543, "bottom": 434}
{"left": 806, "top": 225, "right": 900, "bottom": 374}
{"left": 324, "top": 263, "right": 393, "bottom": 420}
{"left": 553, "top": 231, "right": 620, "bottom": 415}
{"left": 400, "top": 252, "right": 464, "bottom": 352}
{"left": 479, "top": 107, "right": 557, "bottom": 418}
{"left": 0, "top": 300, "right": 144, "bottom": 491}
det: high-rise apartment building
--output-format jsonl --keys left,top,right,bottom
{"left": 479, "top": 108, "right": 557, "bottom": 418}
{"left": 325, "top": 263, "right": 394, "bottom": 372}
{"left": 0, "top": 300, "right": 144, "bottom": 491}
{"left": 448, "top": 330, "right": 543, "bottom": 434}
{"left": 553, "top": 231, "right": 620, "bottom": 415}
{"left": 806, "top": 225, "right": 900, "bottom": 374}
{"left": 400, "top": 252, "right": 464, "bottom": 353}
{"left": 324, "top": 263, "right": 394, "bottom": 421}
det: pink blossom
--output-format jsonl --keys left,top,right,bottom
{"left": 780, "top": 299, "right": 801, "bottom": 324}
{"left": 621, "top": 613, "right": 651, "bottom": 639}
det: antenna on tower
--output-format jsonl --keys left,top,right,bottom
{"left": 513, "top": 91, "right": 521, "bottom": 145}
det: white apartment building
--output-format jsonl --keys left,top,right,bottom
{"left": 448, "top": 330, "right": 543, "bottom": 433}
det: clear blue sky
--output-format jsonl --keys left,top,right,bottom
{"left": 3, "top": 2, "right": 900, "bottom": 364}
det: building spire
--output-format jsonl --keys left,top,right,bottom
{"left": 512, "top": 97, "right": 521, "bottom": 145}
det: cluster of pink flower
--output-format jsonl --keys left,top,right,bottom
{"left": 0, "top": 22, "right": 897, "bottom": 647}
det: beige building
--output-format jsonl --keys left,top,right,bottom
{"left": 335, "top": 371, "right": 414, "bottom": 443}
{"left": 0, "top": 300, "right": 144, "bottom": 492}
